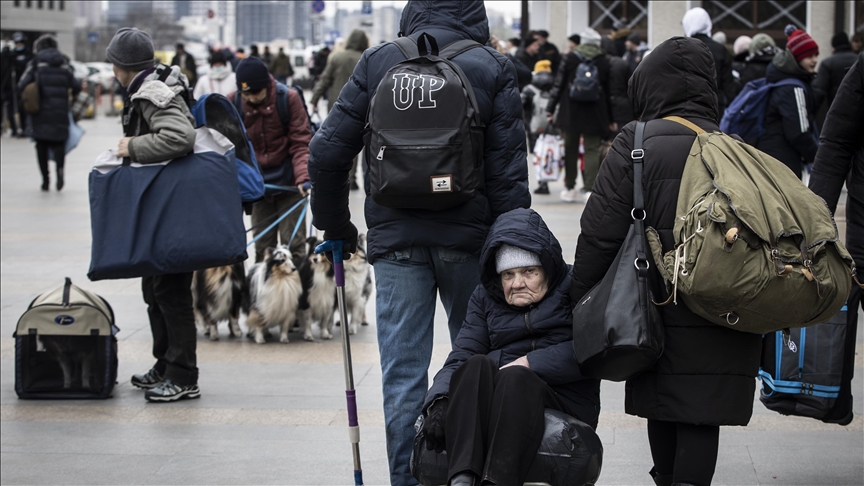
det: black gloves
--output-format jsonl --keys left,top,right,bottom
{"left": 322, "top": 221, "right": 358, "bottom": 261}
{"left": 423, "top": 397, "right": 448, "bottom": 453}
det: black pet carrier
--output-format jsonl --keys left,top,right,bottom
{"left": 15, "top": 278, "right": 118, "bottom": 399}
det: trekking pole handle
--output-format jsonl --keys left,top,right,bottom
{"left": 315, "top": 240, "right": 345, "bottom": 286}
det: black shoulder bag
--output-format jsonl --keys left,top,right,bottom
{"left": 572, "top": 121, "right": 664, "bottom": 381}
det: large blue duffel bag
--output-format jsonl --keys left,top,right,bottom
{"left": 87, "top": 127, "right": 248, "bottom": 281}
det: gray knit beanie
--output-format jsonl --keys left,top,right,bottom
{"left": 106, "top": 27, "right": 155, "bottom": 72}
{"left": 495, "top": 244, "right": 542, "bottom": 274}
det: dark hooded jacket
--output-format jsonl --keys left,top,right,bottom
{"left": 737, "top": 46, "right": 777, "bottom": 86}
{"left": 546, "top": 43, "right": 614, "bottom": 136}
{"left": 308, "top": 0, "right": 530, "bottom": 263}
{"left": 570, "top": 37, "right": 761, "bottom": 426}
{"left": 756, "top": 49, "right": 818, "bottom": 177}
{"left": 608, "top": 56, "right": 635, "bottom": 128}
{"left": 310, "top": 29, "right": 369, "bottom": 107}
{"left": 810, "top": 53, "right": 864, "bottom": 272}
{"left": 17, "top": 47, "right": 80, "bottom": 142}
{"left": 692, "top": 33, "right": 738, "bottom": 120}
{"left": 812, "top": 45, "right": 859, "bottom": 126}
{"left": 424, "top": 208, "right": 601, "bottom": 429}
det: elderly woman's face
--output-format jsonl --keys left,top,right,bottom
{"left": 502, "top": 265, "right": 548, "bottom": 307}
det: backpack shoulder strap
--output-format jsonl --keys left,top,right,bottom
{"left": 393, "top": 37, "right": 419, "bottom": 59}
{"left": 233, "top": 91, "right": 245, "bottom": 123}
{"left": 439, "top": 39, "right": 482, "bottom": 60}
{"left": 275, "top": 83, "right": 291, "bottom": 134}
{"left": 664, "top": 116, "right": 707, "bottom": 134}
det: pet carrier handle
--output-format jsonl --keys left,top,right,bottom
{"left": 62, "top": 277, "right": 72, "bottom": 307}
{"left": 315, "top": 240, "right": 345, "bottom": 286}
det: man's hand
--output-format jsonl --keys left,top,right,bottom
{"left": 422, "top": 398, "right": 448, "bottom": 453}
{"left": 322, "top": 221, "right": 358, "bottom": 261}
{"left": 500, "top": 355, "right": 530, "bottom": 370}
{"left": 116, "top": 137, "right": 134, "bottom": 158}
{"left": 547, "top": 113, "right": 555, "bottom": 123}
{"left": 297, "top": 181, "right": 311, "bottom": 197}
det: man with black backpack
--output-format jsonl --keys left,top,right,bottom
{"left": 231, "top": 57, "right": 312, "bottom": 261}
{"left": 307, "top": 1, "right": 530, "bottom": 483}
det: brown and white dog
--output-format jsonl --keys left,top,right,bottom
{"left": 243, "top": 246, "right": 302, "bottom": 344}
{"left": 298, "top": 237, "right": 336, "bottom": 341}
{"left": 339, "top": 234, "right": 373, "bottom": 334}
{"left": 192, "top": 262, "right": 246, "bottom": 340}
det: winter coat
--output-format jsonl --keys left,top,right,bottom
{"left": 122, "top": 65, "right": 196, "bottom": 165}
{"left": 230, "top": 75, "right": 311, "bottom": 183}
{"left": 3, "top": 46, "right": 32, "bottom": 93}
{"left": 269, "top": 51, "right": 294, "bottom": 79}
{"left": 424, "top": 208, "right": 601, "bottom": 429}
{"left": 755, "top": 49, "right": 818, "bottom": 174}
{"left": 171, "top": 51, "right": 198, "bottom": 88}
{"left": 692, "top": 33, "right": 738, "bottom": 119}
{"left": 538, "top": 41, "right": 561, "bottom": 76}
{"left": 608, "top": 56, "right": 635, "bottom": 128}
{"left": 812, "top": 47, "right": 859, "bottom": 125}
{"left": 546, "top": 44, "right": 613, "bottom": 136}
{"left": 193, "top": 64, "right": 236, "bottom": 98}
{"left": 737, "top": 47, "right": 776, "bottom": 86}
{"left": 571, "top": 37, "right": 761, "bottom": 426}
{"left": 307, "top": 0, "right": 531, "bottom": 264}
{"left": 310, "top": 29, "right": 368, "bottom": 107}
{"left": 623, "top": 43, "right": 649, "bottom": 75}
{"left": 508, "top": 53, "right": 532, "bottom": 91}
{"left": 17, "top": 48, "right": 80, "bottom": 143}
{"left": 514, "top": 47, "right": 540, "bottom": 76}
{"left": 810, "top": 52, "right": 864, "bottom": 271}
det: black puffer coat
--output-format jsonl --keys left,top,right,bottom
{"left": 608, "top": 56, "right": 635, "bottom": 128}
{"left": 570, "top": 37, "right": 761, "bottom": 426}
{"left": 424, "top": 208, "right": 601, "bottom": 429}
{"left": 546, "top": 44, "right": 613, "bottom": 136}
{"left": 692, "top": 33, "right": 738, "bottom": 119}
{"left": 756, "top": 50, "right": 818, "bottom": 177}
{"left": 17, "top": 48, "right": 80, "bottom": 142}
{"left": 308, "top": 0, "right": 530, "bottom": 264}
{"left": 737, "top": 48, "right": 776, "bottom": 86}
{"left": 810, "top": 53, "right": 864, "bottom": 271}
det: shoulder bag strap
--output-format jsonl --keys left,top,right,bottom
{"left": 393, "top": 36, "right": 419, "bottom": 59}
{"left": 663, "top": 115, "right": 706, "bottom": 134}
{"left": 632, "top": 121, "right": 650, "bottom": 278}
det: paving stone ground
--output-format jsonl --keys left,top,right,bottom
{"left": 1, "top": 108, "right": 862, "bottom": 485}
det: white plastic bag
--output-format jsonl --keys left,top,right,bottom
{"left": 533, "top": 133, "right": 565, "bottom": 182}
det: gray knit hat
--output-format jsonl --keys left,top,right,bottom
{"left": 495, "top": 244, "right": 541, "bottom": 274}
{"left": 106, "top": 27, "right": 155, "bottom": 72}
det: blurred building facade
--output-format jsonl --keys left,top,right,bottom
{"left": 0, "top": 0, "right": 75, "bottom": 56}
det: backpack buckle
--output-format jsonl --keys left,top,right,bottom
{"left": 631, "top": 149, "right": 644, "bottom": 160}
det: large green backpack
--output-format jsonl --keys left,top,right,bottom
{"left": 646, "top": 116, "right": 856, "bottom": 334}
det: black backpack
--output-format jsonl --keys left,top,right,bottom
{"left": 569, "top": 52, "right": 601, "bottom": 102}
{"left": 366, "top": 33, "right": 485, "bottom": 211}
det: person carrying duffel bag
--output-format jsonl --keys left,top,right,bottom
{"left": 92, "top": 28, "right": 247, "bottom": 403}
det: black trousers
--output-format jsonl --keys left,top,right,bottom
{"left": 35, "top": 140, "right": 66, "bottom": 178}
{"left": 647, "top": 419, "right": 720, "bottom": 486}
{"left": 141, "top": 272, "right": 198, "bottom": 385}
{"left": 445, "top": 355, "right": 569, "bottom": 486}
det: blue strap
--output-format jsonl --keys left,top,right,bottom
{"left": 246, "top": 196, "right": 308, "bottom": 248}
{"left": 758, "top": 370, "right": 841, "bottom": 398}
{"left": 289, "top": 199, "right": 308, "bottom": 243}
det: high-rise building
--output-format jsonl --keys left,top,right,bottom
{"left": 106, "top": 0, "right": 153, "bottom": 25}
{"left": 236, "top": 0, "right": 298, "bottom": 46}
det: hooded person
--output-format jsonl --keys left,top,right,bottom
{"left": 812, "top": 31, "right": 859, "bottom": 127}
{"left": 16, "top": 34, "right": 80, "bottom": 191}
{"left": 738, "top": 33, "right": 777, "bottom": 85}
{"left": 682, "top": 7, "right": 737, "bottom": 119}
{"left": 306, "top": 1, "right": 530, "bottom": 483}
{"left": 756, "top": 25, "right": 820, "bottom": 179}
{"left": 546, "top": 27, "right": 616, "bottom": 203}
{"left": 193, "top": 50, "right": 236, "bottom": 98}
{"left": 570, "top": 37, "right": 763, "bottom": 486}
{"left": 104, "top": 27, "right": 201, "bottom": 403}
{"left": 422, "top": 208, "right": 600, "bottom": 486}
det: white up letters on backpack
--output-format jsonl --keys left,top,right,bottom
{"left": 391, "top": 73, "right": 446, "bottom": 110}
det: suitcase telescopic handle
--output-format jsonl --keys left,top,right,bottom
{"left": 62, "top": 277, "right": 72, "bottom": 307}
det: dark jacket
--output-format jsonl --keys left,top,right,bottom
{"left": 17, "top": 48, "right": 80, "bottom": 142}
{"left": 756, "top": 49, "right": 818, "bottom": 174}
{"left": 3, "top": 46, "right": 32, "bottom": 93}
{"left": 171, "top": 51, "right": 198, "bottom": 88}
{"left": 571, "top": 37, "right": 761, "bottom": 426}
{"left": 738, "top": 47, "right": 776, "bottom": 86}
{"left": 692, "top": 33, "right": 737, "bottom": 119}
{"left": 810, "top": 52, "right": 864, "bottom": 271}
{"left": 508, "top": 53, "right": 532, "bottom": 91}
{"left": 812, "top": 46, "right": 859, "bottom": 126}
{"left": 230, "top": 75, "right": 311, "bottom": 182}
{"left": 546, "top": 44, "right": 613, "bottom": 136}
{"left": 608, "top": 56, "right": 635, "bottom": 128}
{"left": 307, "top": 0, "right": 531, "bottom": 263}
{"left": 424, "top": 208, "right": 601, "bottom": 429}
{"left": 269, "top": 51, "right": 294, "bottom": 79}
{"left": 538, "top": 41, "right": 561, "bottom": 76}
{"left": 514, "top": 47, "right": 539, "bottom": 76}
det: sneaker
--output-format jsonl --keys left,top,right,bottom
{"left": 144, "top": 379, "right": 201, "bottom": 402}
{"left": 131, "top": 368, "right": 163, "bottom": 390}
{"left": 560, "top": 188, "right": 585, "bottom": 203}
{"left": 533, "top": 182, "right": 550, "bottom": 195}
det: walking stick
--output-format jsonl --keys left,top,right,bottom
{"left": 315, "top": 239, "right": 364, "bottom": 486}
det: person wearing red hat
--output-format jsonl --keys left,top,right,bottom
{"left": 756, "top": 25, "right": 820, "bottom": 179}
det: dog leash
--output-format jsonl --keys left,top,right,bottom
{"left": 246, "top": 196, "right": 309, "bottom": 248}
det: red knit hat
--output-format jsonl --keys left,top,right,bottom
{"left": 785, "top": 24, "right": 819, "bottom": 62}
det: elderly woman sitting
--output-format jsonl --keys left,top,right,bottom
{"left": 421, "top": 208, "right": 600, "bottom": 486}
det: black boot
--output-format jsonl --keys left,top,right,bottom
{"left": 40, "top": 176, "right": 49, "bottom": 191}
{"left": 533, "top": 181, "right": 550, "bottom": 194}
{"left": 56, "top": 167, "right": 64, "bottom": 191}
{"left": 650, "top": 467, "right": 674, "bottom": 486}
{"left": 449, "top": 471, "right": 477, "bottom": 486}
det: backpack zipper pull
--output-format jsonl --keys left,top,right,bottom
{"left": 376, "top": 146, "right": 386, "bottom": 160}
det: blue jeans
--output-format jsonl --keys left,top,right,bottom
{"left": 373, "top": 246, "right": 481, "bottom": 485}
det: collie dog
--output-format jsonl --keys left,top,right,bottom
{"left": 244, "top": 246, "right": 302, "bottom": 344}
{"left": 298, "top": 237, "right": 336, "bottom": 341}
{"left": 340, "top": 234, "right": 373, "bottom": 334}
{"left": 192, "top": 262, "right": 246, "bottom": 340}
